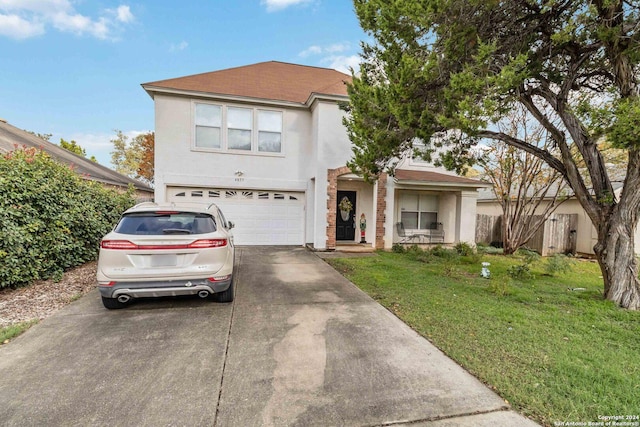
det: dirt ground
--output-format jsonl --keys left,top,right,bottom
{"left": 0, "top": 262, "right": 97, "bottom": 328}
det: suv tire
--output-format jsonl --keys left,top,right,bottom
{"left": 213, "top": 277, "right": 234, "bottom": 303}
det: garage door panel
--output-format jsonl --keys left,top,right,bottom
{"left": 167, "top": 187, "right": 305, "bottom": 246}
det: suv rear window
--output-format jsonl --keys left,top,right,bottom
{"left": 114, "top": 212, "right": 217, "bottom": 235}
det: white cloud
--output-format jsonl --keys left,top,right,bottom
{"left": 261, "top": 0, "right": 312, "bottom": 12}
{"left": 114, "top": 5, "right": 133, "bottom": 23}
{"left": 299, "top": 45, "right": 322, "bottom": 58}
{"left": 51, "top": 12, "right": 109, "bottom": 39}
{"left": 0, "top": 13, "right": 44, "bottom": 39}
{"left": 325, "top": 54, "right": 360, "bottom": 74}
{"left": 298, "top": 42, "right": 361, "bottom": 73}
{"left": 325, "top": 42, "right": 350, "bottom": 53}
{"left": 0, "top": 1, "right": 134, "bottom": 40}
{"left": 170, "top": 40, "right": 188, "bottom": 52}
{"left": 299, "top": 42, "right": 350, "bottom": 58}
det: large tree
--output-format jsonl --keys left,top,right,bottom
{"left": 110, "top": 130, "right": 154, "bottom": 183}
{"left": 478, "top": 108, "right": 569, "bottom": 254}
{"left": 346, "top": 0, "right": 640, "bottom": 309}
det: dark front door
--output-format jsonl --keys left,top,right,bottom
{"left": 336, "top": 191, "right": 356, "bottom": 241}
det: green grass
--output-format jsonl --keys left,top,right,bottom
{"left": 0, "top": 319, "right": 38, "bottom": 344}
{"left": 326, "top": 250, "right": 640, "bottom": 427}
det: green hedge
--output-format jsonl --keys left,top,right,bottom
{"left": 0, "top": 147, "right": 136, "bottom": 288}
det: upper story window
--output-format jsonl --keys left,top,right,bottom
{"left": 258, "top": 110, "right": 282, "bottom": 153}
{"left": 227, "top": 107, "right": 252, "bottom": 150}
{"left": 194, "top": 102, "right": 283, "bottom": 154}
{"left": 195, "top": 104, "right": 222, "bottom": 149}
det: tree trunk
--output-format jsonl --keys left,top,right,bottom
{"left": 594, "top": 217, "right": 640, "bottom": 310}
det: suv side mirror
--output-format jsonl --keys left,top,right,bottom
{"left": 228, "top": 221, "right": 235, "bottom": 229}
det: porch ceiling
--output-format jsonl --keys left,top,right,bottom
{"left": 394, "top": 169, "right": 490, "bottom": 189}
{"left": 337, "top": 173, "right": 366, "bottom": 182}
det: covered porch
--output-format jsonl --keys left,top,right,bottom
{"left": 387, "top": 170, "right": 490, "bottom": 248}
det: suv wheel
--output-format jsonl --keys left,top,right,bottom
{"left": 101, "top": 296, "right": 128, "bottom": 310}
{"left": 213, "top": 277, "right": 234, "bottom": 303}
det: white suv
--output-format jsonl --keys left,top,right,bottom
{"left": 97, "top": 202, "right": 235, "bottom": 309}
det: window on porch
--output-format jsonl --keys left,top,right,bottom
{"left": 399, "top": 193, "right": 439, "bottom": 229}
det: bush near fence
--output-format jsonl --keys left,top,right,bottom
{"left": 0, "top": 147, "right": 136, "bottom": 288}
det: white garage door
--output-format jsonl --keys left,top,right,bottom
{"left": 167, "top": 187, "right": 305, "bottom": 245}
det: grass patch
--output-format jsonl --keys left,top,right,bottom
{"left": 326, "top": 250, "right": 640, "bottom": 427}
{"left": 1, "top": 319, "right": 38, "bottom": 344}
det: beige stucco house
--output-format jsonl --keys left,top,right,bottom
{"left": 142, "top": 61, "right": 488, "bottom": 249}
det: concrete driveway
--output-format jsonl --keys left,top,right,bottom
{"left": 0, "top": 247, "right": 539, "bottom": 426}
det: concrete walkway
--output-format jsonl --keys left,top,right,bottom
{"left": 0, "top": 247, "right": 539, "bottom": 426}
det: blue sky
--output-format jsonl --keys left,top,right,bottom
{"left": 0, "top": 0, "right": 366, "bottom": 166}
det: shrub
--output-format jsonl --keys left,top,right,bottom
{"left": 544, "top": 253, "right": 574, "bottom": 276}
{"left": 506, "top": 263, "right": 533, "bottom": 280}
{"left": 454, "top": 242, "right": 475, "bottom": 256}
{"left": 489, "top": 278, "right": 512, "bottom": 296}
{"left": 429, "top": 245, "right": 458, "bottom": 259}
{"left": 0, "top": 147, "right": 135, "bottom": 288}
{"left": 391, "top": 243, "right": 406, "bottom": 253}
{"left": 507, "top": 248, "right": 541, "bottom": 280}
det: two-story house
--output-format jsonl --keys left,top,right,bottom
{"left": 142, "top": 61, "right": 487, "bottom": 249}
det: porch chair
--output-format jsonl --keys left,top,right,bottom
{"left": 429, "top": 222, "right": 445, "bottom": 243}
{"left": 396, "top": 222, "right": 427, "bottom": 244}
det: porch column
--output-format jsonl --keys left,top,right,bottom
{"left": 374, "top": 173, "right": 388, "bottom": 250}
{"left": 457, "top": 191, "right": 479, "bottom": 244}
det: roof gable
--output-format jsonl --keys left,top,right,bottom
{"left": 142, "top": 61, "right": 351, "bottom": 105}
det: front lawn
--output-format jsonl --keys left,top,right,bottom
{"left": 326, "top": 248, "right": 640, "bottom": 427}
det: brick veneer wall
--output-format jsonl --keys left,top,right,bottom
{"left": 375, "top": 173, "right": 387, "bottom": 250}
{"left": 326, "top": 167, "right": 387, "bottom": 251}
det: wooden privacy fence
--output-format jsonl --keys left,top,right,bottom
{"left": 476, "top": 213, "right": 578, "bottom": 256}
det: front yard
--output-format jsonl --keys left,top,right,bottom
{"left": 326, "top": 248, "right": 640, "bottom": 427}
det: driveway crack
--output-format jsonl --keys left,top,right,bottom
{"left": 213, "top": 248, "right": 241, "bottom": 427}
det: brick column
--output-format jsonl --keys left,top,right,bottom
{"left": 375, "top": 173, "right": 387, "bottom": 250}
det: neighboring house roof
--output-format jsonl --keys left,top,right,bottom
{"left": 0, "top": 119, "right": 153, "bottom": 193}
{"left": 477, "top": 182, "right": 624, "bottom": 202}
{"left": 141, "top": 61, "right": 351, "bottom": 106}
{"left": 394, "top": 169, "right": 490, "bottom": 188}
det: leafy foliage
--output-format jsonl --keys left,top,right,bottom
{"left": 0, "top": 147, "right": 135, "bottom": 288}
{"left": 347, "top": 0, "right": 640, "bottom": 308}
{"left": 506, "top": 249, "right": 542, "bottom": 280}
{"left": 110, "top": 130, "right": 154, "bottom": 183}
{"left": 544, "top": 254, "right": 574, "bottom": 277}
{"left": 59, "top": 138, "right": 87, "bottom": 157}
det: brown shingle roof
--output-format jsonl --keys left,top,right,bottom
{"left": 395, "top": 169, "right": 489, "bottom": 186}
{"left": 142, "top": 61, "right": 351, "bottom": 104}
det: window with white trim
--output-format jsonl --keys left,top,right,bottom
{"left": 227, "top": 107, "right": 252, "bottom": 150}
{"left": 258, "top": 110, "right": 282, "bottom": 152}
{"left": 399, "top": 193, "right": 439, "bottom": 229}
{"left": 194, "top": 103, "right": 283, "bottom": 154}
{"left": 195, "top": 104, "right": 222, "bottom": 149}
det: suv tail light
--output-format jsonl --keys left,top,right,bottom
{"left": 101, "top": 240, "right": 138, "bottom": 249}
{"left": 188, "top": 239, "right": 227, "bottom": 248}
{"left": 101, "top": 239, "right": 227, "bottom": 250}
